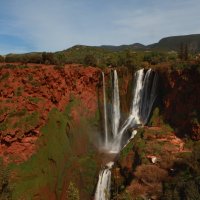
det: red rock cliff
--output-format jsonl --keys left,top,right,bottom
{"left": 159, "top": 67, "right": 200, "bottom": 140}
{"left": 0, "top": 64, "right": 101, "bottom": 163}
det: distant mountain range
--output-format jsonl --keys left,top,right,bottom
{"left": 90, "top": 34, "right": 200, "bottom": 53}
{"left": 2, "top": 34, "right": 200, "bottom": 58}
{"left": 98, "top": 43, "right": 146, "bottom": 51}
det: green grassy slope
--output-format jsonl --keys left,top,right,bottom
{"left": 1, "top": 98, "right": 100, "bottom": 200}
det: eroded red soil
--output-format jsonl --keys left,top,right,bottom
{"left": 0, "top": 63, "right": 101, "bottom": 163}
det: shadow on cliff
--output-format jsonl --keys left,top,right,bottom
{"left": 158, "top": 66, "right": 200, "bottom": 139}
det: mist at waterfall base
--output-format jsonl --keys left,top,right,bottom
{"left": 94, "top": 68, "right": 158, "bottom": 200}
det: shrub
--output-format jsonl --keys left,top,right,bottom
{"left": 120, "top": 141, "right": 134, "bottom": 160}
{"left": 161, "top": 142, "right": 200, "bottom": 199}
{"left": 66, "top": 182, "right": 80, "bottom": 200}
{"left": 128, "top": 182, "right": 147, "bottom": 197}
{"left": 134, "top": 165, "right": 168, "bottom": 183}
{"left": 28, "top": 97, "right": 40, "bottom": 104}
{"left": 84, "top": 54, "right": 97, "bottom": 66}
{"left": 0, "top": 55, "right": 5, "bottom": 62}
{"left": 54, "top": 52, "right": 66, "bottom": 65}
{"left": 0, "top": 72, "right": 9, "bottom": 82}
{"left": 14, "top": 87, "right": 23, "bottom": 96}
{"left": 159, "top": 152, "right": 174, "bottom": 169}
{"left": 148, "top": 107, "right": 162, "bottom": 126}
{"left": 42, "top": 52, "right": 56, "bottom": 64}
{"left": 143, "top": 52, "right": 167, "bottom": 65}
{"left": 0, "top": 159, "right": 12, "bottom": 199}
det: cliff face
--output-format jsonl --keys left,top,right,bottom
{"left": 0, "top": 64, "right": 101, "bottom": 164}
{"left": 1, "top": 64, "right": 199, "bottom": 199}
{"left": 159, "top": 67, "right": 200, "bottom": 140}
{"left": 0, "top": 64, "right": 102, "bottom": 200}
{"left": 112, "top": 66, "right": 200, "bottom": 200}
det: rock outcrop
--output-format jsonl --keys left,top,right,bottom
{"left": 159, "top": 67, "right": 200, "bottom": 140}
{"left": 0, "top": 63, "right": 101, "bottom": 163}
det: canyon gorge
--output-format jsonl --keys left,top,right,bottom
{"left": 0, "top": 61, "right": 200, "bottom": 199}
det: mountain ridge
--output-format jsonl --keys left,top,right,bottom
{"left": 68, "top": 33, "right": 200, "bottom": 53}
{"left": 94, "top": 34, "right": 200, "bottom": 52}
{"left": 1, "top": 34, "right": 200, "bottom": 56}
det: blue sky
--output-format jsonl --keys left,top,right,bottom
{"left": 0, "top": 0, "right": 200, "bottom": 54}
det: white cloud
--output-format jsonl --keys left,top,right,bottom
{"left": 112, "top": 0, "right": 200, "bottom": 44}
{"left": 8, "top": 0, "right": 74, "bottom": 51}
{"left": 0, "top": 0, "right": 200, "bottom": 53}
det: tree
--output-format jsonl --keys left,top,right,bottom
{"left": 179, "top": 43, "right": 189, "bottom": 60}
{"left": 42, "top": 52, "right": 55, "bottom": 64}
{"left": 124, "top": 50, "right": 137, "bottom": 73}
{"left": 184, "top": 44, "right": 188, "bottom": 60}
{"left": 179, "top": 43, "right": 184, "bottom": 60}
{"left": 0, "top": 55, "right": 5, "bottom": 63}
{"left": 84, "top": 54, "right": 97, "bottom": 66}
{"left": 54, "top": 53, "right": 66, "bottom": 65}
{"left": 66, "top": 182, "right": 80, "bottom": 200}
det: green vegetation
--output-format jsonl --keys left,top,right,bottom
{"left": 143, "top": 52, "right": 168, "bottom": 65}
{"left": 162, "top": 142, "right": 200, "bottom": 199}
{"left": 14, "top": 86, "right": 24, "bottom": 96}
{"left": 28, "top": 97, "right": 41, "bottom": 104}
{"left": 5, "top": 52, "right": 42, "bottom": 64}
{"left": 120, "top": 141, "right": 134, "bottom": 160}
{"left": 2, "top": 34, "right": 200, "bottom": 70}
{"left": 0, "top": 109, "right": 40, "bottom": 134}
{"left": 151, "top": 34, "right": 200, "bottom": 53}
{"left": 0, "top": 34, "right": 199, "bottom": 200}
{"left": 0, "top": 107, "right": 9, "bottom": 116}
{"left": 113, "top": 101, "right": 200, "bottom": 200}
{"left": 0, "top": 72, "right": 9, "bottom": 82}
{"left": 0, "top": 159, "right": 12, "bottom": 200}
{"left": 114, "top": 131, "right": 200, "bottom": 199}
{"left": 0, "top": 55, "right": 5, "bottom": 62}
{"left": 66, "top": 182, "right": 80, "bottom": 200}
{"left": 14, "top": 111, "right": 39, "bottom": 132}
{"left": 8, "top": 108, "right": 71, "bottom": 199}
{"left": 0, "top": 97, "right": 99, "bottom": 199}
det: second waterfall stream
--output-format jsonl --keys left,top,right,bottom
{"left": 95, "top": 68, "right": 158, "bottom": 200}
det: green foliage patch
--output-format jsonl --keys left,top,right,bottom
{"left": 162, "top": 142, "right": 200, "bottom": 199}
{"left": 1, "top": 97, "right": 99, "bottom": 199}
{"left": 0, "top": 159, "right": 12, "bottom": 200}
{"left": 14, "top": 86, "right": 24, "bottom": 96}
{"left": 0, "top": 72, "right": 10, "bottom": 82}
{"left": 120, "top": 141, "right": 134, "bottom": 160}
{"left": 28, "top": 97, "right": 41, "bottom": 104}
{"left": 66, "top": 181, "right": 80, "bottom": 200}
{"left": 9, "top": 107, "right": 72, "bottom": 199}
{"left": 0, "top": 109, "right": 40, "bottom": 134}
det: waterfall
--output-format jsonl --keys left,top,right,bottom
{"left": 94, "top": 162, "right": 114, "bottom": 200}
{"left": 140, "top": 69, "right": 158, "bottom": 125}
{"left": 112, "top": 70, "right": 120, "bottom": 139}
{"left": 130, "top": 69, "right": 145, "bottom": 124}
{"left": 109, "top": 69, "right": 145, "bottom": 153}
{"left": 102, "top": 72, "right": 109, "bottom": 146}
{"left": 95, "top": 68, "right": 158, "bottom": 199}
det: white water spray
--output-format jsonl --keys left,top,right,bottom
{"left": 140, "top": 69, "right": 158, "bottom": 125}
{"left": 112, "top": 70, "right": 121, "bottom": 139}
{"left": 110, "top": 69, "right": 145, "bottom": 153}
{"left": 94, "top": 162, "right": 114, "bottom": 200}
{"left": 102, "top": 72, "right": 109, "bottom": 146}
{"left": 130, "top": 69, "right": 145, "bottom": 124}
{"left": 95, "top": 68, "right": 158, "bottom": 199}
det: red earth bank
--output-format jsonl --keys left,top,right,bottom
{"left": 0, "top": 63, "right": 101, "bottom": 163}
